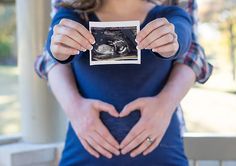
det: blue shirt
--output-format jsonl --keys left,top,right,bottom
{"left": 46, "top": 5, "right": 192, "bottom": 166}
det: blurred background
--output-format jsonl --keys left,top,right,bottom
{"left": 0, "top": 0, "right": 235, "bottom": 136}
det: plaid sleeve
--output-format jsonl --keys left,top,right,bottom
{"left": 174, "top": 42, "right": 213, "bottom": 83}
{"left": 174, "top": 0, "right": 213, "bottom": 83}
{"left": 34, "top": 47, "right": 59, "bottom": 80}
{"left": 34, "top": 0, "right": 63, "bottom": 80}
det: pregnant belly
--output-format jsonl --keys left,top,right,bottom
{"left": 100, "top": 110, "right": 141, "bottom": 143}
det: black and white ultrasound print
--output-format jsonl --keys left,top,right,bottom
{"left": 89, "top": 21, "right": 141, "bottom": 65}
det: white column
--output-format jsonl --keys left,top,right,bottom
{"left": 16, "top": 0, "right": 67, "bottom": 143}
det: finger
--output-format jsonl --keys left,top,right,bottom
{"left": 119, "top": 98, "right": 144, "bottom": 117}
{"left": 90, "top": 131, "right": 120, "bottom": 156}
{"left": 96, "top": 121, "right": 120, "bottom": 149}
{"left": 138, "top": 23, "right": 174, "bottom": 49}
{"left": 94, "top": 101, "right": 119, "bottom": 117}
{"left": 79, "top": 136, "right": 100, "bottom": 158}
{"left": 143, "top": 136, "right": 162, "bottom": 156}
{"left": 130, "top": 133, "right": 156, "bottom": 157}
{"left": 120, "top": 121, "right": 145, "bottom": 150}
{"left": 50, "top": 44, "right": 78, "bottom": 60}
{"left": 52, "top": 34, "right": 86, "bottom": 51}
{"left": 86, "top": 136, "right": 113, "bottom": 159}
{"left": 59, "top": 19, "right": 95, "bottom": 44}
{"left": 54, "top": 24, "right": 93, "bottom": 50}
{"left": 136, "top": 18, "right": 169, "bottom": 42}
{"left": 145, "top": 33, "right": 175, "bottom": 49}
{"left": 121, "top": 130, "right": 149, "bottom": 155}
{"left": 152, "top": 42, "right": 179, "bottom": 57}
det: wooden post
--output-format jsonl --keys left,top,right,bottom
{"left": 16, "top": 0, "right": 67, "bottom": 143}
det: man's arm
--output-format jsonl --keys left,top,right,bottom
{"left": 47, "top": 64, "right": 79, "bottom": 116}
{"left": 159, "top": 63, "right": 195, "bottom": 108}
{"left": 173, "top": 0, "right": 213, "bottom": 83}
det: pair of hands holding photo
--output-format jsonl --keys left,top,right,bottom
{"left": 51, "top": 18, "right": 179, "bottom": 61}
{"left": 51, "top": 18, "right": 179, "bottom": 159}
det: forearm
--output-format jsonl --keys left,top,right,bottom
{"left": 48, "top": 64, "right": 82, "bottom": 116}
{"left": 174, "top": 42, "right": 213, "bottom": 84}
{"left": 157, "top": 63, "right": 196, "bottom": 114}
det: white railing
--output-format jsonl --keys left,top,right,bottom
{"left": 0, "top": 133, "right": 236, "bottom": 166}
{"left": 184, "top": 133, "right": 236, "bottom": 166}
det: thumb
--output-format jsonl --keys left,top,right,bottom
{"left": 95, "top": 101, "right": 119, "bottom": 117}
{"left": 120, "top": 98, "right": 143, "bottom": 117}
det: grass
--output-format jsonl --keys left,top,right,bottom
{"left": 0, "top": 65, "right": 20, "bottom": 135}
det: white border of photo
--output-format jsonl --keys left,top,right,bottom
{"left": 89, "top": 21, "right": 141, "bottom": 65}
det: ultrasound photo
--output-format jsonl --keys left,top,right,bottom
{"left": 89, "top": 21, "right": 141, "bottom": 65}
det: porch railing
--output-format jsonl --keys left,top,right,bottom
{"left": 184, "top": 133, "right": 236, "bottom": 166}
{"left": 0, "top": 133, "right": 236, "bottom": 166}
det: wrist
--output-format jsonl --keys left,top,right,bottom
{"left": 64, "top": 93, "right": 84, "bottom": 116}
{"left": 154, "top": 92, "right": 178, "bottom": 116}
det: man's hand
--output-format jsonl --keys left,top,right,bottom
{"left": 67, "top": 97, "right": 120, "bottom": 159}
{"left": 119, "top": 95, "right": 176, "bottom": 157}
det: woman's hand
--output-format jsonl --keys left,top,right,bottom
{"left": 50, "top": 18, "right": 95, "bottom": 61}
{"left": 66, "top": 96, "right": 120, "bottom": 159}
{"left": 136, "top": 18, "right": 179, "bottom": 58}
{"left": 119, "top": 95, "right": 176, "bottom": 157}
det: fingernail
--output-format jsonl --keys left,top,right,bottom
{"left": 77, "top": 51, "right": 80, "bottom": 54}
{"left": 136, "top": 46, "right": 140, "bottom": 49}
{"left": 130, "top": 153, "right": 136, "bottom": 157}
{"left": 91, "top": 40, "right": 95, "bottom": 44}
{"left": 82, "top": 48, "right": 87, "bottom": 52}
{"left": 89, "top": 45, "right": 93, "bottom": 50}
{"left": 115, "top": 151, "right": 120, "bottom": 156}
{"left": 135, "top": 39, "right": 139, "bottom": 43}
{"left": 121, "top": 150, "right": 126, "bottom": 155}
{"left": 108, "top": 154, "right": 112, "bottom": 158}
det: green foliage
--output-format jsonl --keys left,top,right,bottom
{"left": 0, "top": 4, "right": 16, "bottom": 62}
{"left": 0, "top": 40, "right": 11, "bottom": 60}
